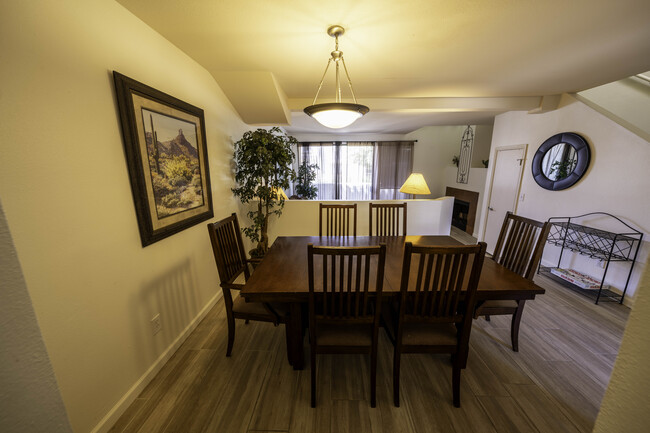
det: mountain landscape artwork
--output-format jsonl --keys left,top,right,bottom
{"left": 142, "top": 109, "right": 204, "bottom": 219}
{"left": 114, "top": 71, "right": 212, "bottom": 246}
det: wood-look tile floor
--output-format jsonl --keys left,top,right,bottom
{"left": 109, "top": 275, "right": 629, "bottom": 433}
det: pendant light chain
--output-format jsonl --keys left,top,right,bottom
{"left": 311, "top": 58, "right": 333, "bottom": 105}
{"left": 334, "top": 34, "right": 341, "bottom": 103}
{"left": 340, "top": 58, "right": 358, "bottom": 104}
{"left": 311, "top": 30, "right": 359, "bottom": 105}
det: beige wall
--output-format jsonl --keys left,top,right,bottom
{"left": 472, "top": 125, "right": 494, "bottom": 168}
{"left": 406, "top": 125, "right": 493, "bottom": 199}
{"left": 260, "top": 198, "right": 453, "bottom": 244}
{"left": 0, "top": 200, "right": 73, "bottom": 432}
{"left": 577, "top": 75, "right": 650, "bottom": 142}
{"left": 479, "top": 95, "right": 650, "bottom": 302}
{"left": 0, "top": 1, "right": 248, "bottom": 432}
{"left": 593, "top": 256, "right": 650, "bottom": 432}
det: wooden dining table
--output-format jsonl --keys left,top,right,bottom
{"left": 241, "top": 235, "right": 545, "bottom": 369}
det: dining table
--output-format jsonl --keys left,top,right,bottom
{"left": 241, "top": 235, "right": 545, "bottom": 369}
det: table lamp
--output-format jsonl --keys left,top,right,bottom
{"left": 399, "top": 173, "right": 431, "bottom": 198}
{"left": 272, "top": 187, "right": 288, "bottom": 200}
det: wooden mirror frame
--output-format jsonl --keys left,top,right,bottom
{"left": 531, "top": 132, "right": 590, "bottom": 191}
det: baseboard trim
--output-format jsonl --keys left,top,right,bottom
{"left": 90, "top": 292, "right": 222, "bottom": 433}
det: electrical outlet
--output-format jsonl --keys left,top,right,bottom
{"left": 151, "top": 314, "right": 161, "bottom": 335}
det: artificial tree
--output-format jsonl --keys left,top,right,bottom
{"left": 232, "top": 127, "right": 296, "bottom": 257}
{"left": 294, "top": 161, "right": 319, "bottom": 199}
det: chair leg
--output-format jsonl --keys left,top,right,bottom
{"left": 485, "top": 315, "right": 491, "bottom": 322}
{"left": 452, "top": 362, "right": 461, "bottom": 408}
{"left": 370, "top": 347, "right": 377, "bottom": 408}
{"left": 226, "top": 315, "right": 235, "bottom": 357}
{"left": 245, "top": 319, "right": 250, "bottom": 324}
{"left": 310, "top": 351, "right": 317, "bottom": 408}
{"left": 510, "top": 301, "right": 526, "bottom": 352}
{"left": 393, "top": 348, "right": 401, "bottom": 407}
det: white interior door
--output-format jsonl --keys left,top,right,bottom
{"left": 483, "top": 145, "right": 527, "bottom": 254}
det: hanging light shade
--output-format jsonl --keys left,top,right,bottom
{"left": 304, "top": 25, "right": 369, "bottom": 129}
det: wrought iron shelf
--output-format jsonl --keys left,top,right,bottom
{"left": 539, "top": 267, "right": 624, "bottom": 303}
{"left": 539, "top": 213, "right": 643, "bottom": 304}
{"left": 545, "top": 239, "right": 630, "bottom": 262}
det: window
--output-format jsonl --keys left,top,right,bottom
{"left": 297, "top": 141, "right": 414, "bottom": 200}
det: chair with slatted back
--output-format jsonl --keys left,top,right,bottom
{"left": 388, "top": 241, "right": 487, "bottom": 408}
{"left": 474, "top": 211, "right": 550, "bottom": 352}
{"left": 319, "top": 203, "right": 357, "bottom": 237}
{"left": 308, "top": 243, "right": 386, "bottom": 408}
{"left": 369, "top": 202, "right": 407, "bottom": 236}
{"left": 207, "top": 213, "right": 289, "bottom": 358}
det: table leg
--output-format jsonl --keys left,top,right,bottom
{"left": 284, "top": 320, "right": 293, "bottom": 367}
{"left": 289, "top": 302, "right": 304, "bottom": 370}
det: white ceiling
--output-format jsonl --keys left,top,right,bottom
{"left": 117, "top": 0, "right": 650, "bottom": 135}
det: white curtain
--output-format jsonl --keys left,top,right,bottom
{"left": 297, "top": 141, "right": 413, "bottom": 200}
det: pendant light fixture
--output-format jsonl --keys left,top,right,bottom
{"left": 304, "top": 25, "right": 369, "bottom": 129}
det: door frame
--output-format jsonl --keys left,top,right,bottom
{"left": 479, "top": 144, "right": 528, "bottom": 242}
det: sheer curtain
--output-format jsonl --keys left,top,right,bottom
{"left": 297, "top": 141, "right": 413, "bottom": 200}
{"left": 374, "top": 141, "right": 413, "bottom": 200}
{"left": 299, "top": 142, "right": 339, "bottom": 199}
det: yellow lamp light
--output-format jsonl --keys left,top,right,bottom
{"left": 399, "top": 173, "right": 431, "bottom": 198}
{"left": 272, "top": 187, "right": 288, "bottom": 200}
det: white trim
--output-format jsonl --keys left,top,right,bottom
{"left": 90, "top": 292, "right": 222, "bottom": 433}
{"left": 480, "top": 143, "right": 528, "bottom": 243}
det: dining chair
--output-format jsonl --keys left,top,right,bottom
{"left": 388, "top": 241, "right": 487, "bottom": 408}
{"left": 319, "top": 203, "right": 357, "bottom": 236}
{"left": 475, "top": 211, "right": 550, "bottom": 351}
{"left": 207, "top": 213, "right": 289, "bottom": 358}
{"left": 307, "top": 243, "right": 386, "bottom": 408}
{"left": 369, "top": 202, "right": 407, "bottom": 236}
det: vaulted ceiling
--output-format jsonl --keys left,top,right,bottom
{"left": 117, "top": 0, "right": 650, "bottom": 135}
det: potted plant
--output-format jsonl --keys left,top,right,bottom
{"left": 294, "top": 161, "right": 319, "bottom": 199}
{"left": 232, "top": 127, "right": 296, "bottom": 257}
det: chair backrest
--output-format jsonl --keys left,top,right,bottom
{"left": 207, "top": 213, "right": 250, "bottom": 286}
{"left": 308, "top": 244, "right": 386, "bottom": 327}
{"left": 369, "top": 202, "right": 407, "bottom": 236}
{"left": 398, "top": 242, "right": 487, "bottom": 327}
{"left": 319, "top": 203, "right": 357, "bottom": 236}
{"left": 492, "top": 211, "right": 550, "bottom": 280}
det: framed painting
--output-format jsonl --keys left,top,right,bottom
{"left": 113, "top": 72, "right": 213, "bottom": 246}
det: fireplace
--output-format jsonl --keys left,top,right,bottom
{"left": 452, "top": 199, "right": 470, "bottom": 231}
{"left": 445, "top": 187, "right": 479, "bottom": 235}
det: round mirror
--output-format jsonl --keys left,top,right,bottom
{"left": 532, "top": 132, "right": 590, "bottom": 190}
{"left": 541, "top": 143, "right": 577, "bottom": 181}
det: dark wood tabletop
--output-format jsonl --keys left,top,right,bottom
{"left": 242, "top": 236, "right": 545, "bottom": 302}
{"left": 241, "top": 235, "right": 545, "bottom": 369}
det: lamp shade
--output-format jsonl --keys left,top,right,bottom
{"left": 272, "top": 187, "right": 288, "bottom": 200}
{"left": 399, "top": 173, "right": 431, "bottom": 195}
{"left": 304, "top": 102, "right": 369, "bottom": 129}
